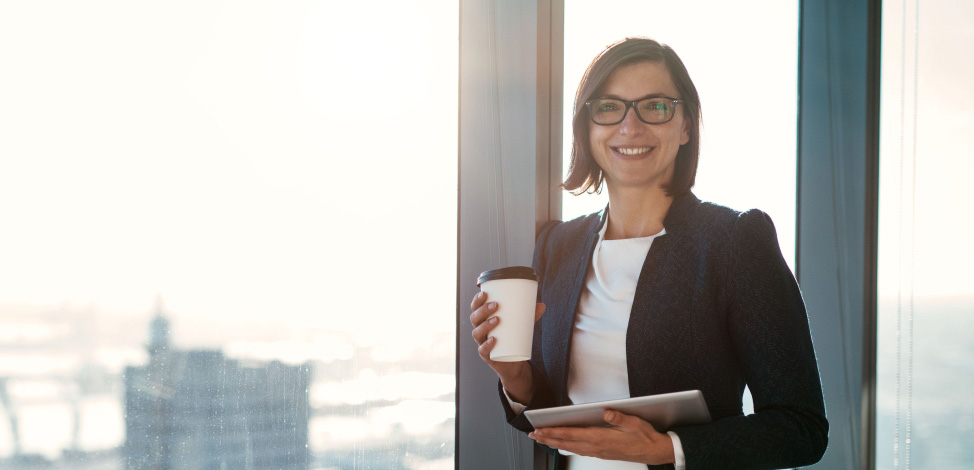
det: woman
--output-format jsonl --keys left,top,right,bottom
{"left": 469, "top": 38, "right": 828, "bottom": 469}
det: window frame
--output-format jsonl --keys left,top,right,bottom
{"left": 457, "top": 0, "right": 560, "bottom": 468}
{"left": 797, "top": 0, "right": 881, "bottom": 468}
{"left": 457, "top": 0, "right": 882, "bottom": 468}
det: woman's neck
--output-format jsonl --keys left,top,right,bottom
{"left": 604, "top": 184, "right": 673, "bottom": 240}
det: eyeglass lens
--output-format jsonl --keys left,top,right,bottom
{"left": 589, "top": 98, "right": 675, "bottom": 125}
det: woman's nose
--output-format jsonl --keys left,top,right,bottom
{"left": 618, "top": 106, "right": 644, "bottom": 135}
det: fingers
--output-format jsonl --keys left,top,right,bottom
{"left": 476, "top": 335, "right": 496, "bottom": 362}
{"left": 529, "top": 427, "right": 598, "bottom": 456}
{"left": 532, "top": 427, "right": 586, "bottom": 442}
{"left": 471, "top": 312, "right": 499, "bottom": 346}
{"left": 530, "top": 415, "right": 668, "bottom": 464}
{"left": 469, "top": 299, "right": 499, "bottom": 345}
{"left": 529, "top": 433, "right": 577, "bottom": 454}
{"left": 604, "top": 410, "right": 631, "bottom": 429}
{"left": 469, "top": 295, "right": 496, "bottom": 327}
{"left": 468, "top": 292, "right": 494, "bottom": 328}
{"left": 470, "top": 290, "right": 488, "bottom": 312}
{"left": 604, "top": 410, "right": 658, "bottom": 435}
{"left": 534, "top": 302, "right": 546, "bottom": 322}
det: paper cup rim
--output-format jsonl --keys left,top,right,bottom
{"left": 477, "top": 266, "right": 538, "bottom": 286}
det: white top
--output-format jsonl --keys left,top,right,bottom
{"left": 567, "top": 219, "right": 662, "bottom": 405}
{"left": 506, "top": 216, "right": 686, "bottom": 470}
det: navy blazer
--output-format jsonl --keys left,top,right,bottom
{"left": 499, "top": 192, "right": 828, "bottom": 470}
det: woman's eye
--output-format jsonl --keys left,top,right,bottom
{"left": 597, "top": 102, "right": 621, "bottom": 112}
{"left": 642, "top": 101, "right": 668, "bottom": 112}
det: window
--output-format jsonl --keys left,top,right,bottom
{"left": 561, "top": 0, "right": 799, "bottom": 272}
{"left": 0, "top": 2, "right": 458, "bottom": 469}
{"left": 560, "top": 1, "right": 799, "bottom": 419}
{"left": 876, "top": 0, "right": 974, "bottom": 467}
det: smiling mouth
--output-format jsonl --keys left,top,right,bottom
{"left": 614, "top": 147, "right": 653, "bottom": 156}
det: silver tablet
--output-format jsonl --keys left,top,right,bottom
{"left": 524, "top": 390, "right": 711, "bottom": 431}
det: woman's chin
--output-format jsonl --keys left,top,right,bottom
{"left": 605, "top": 178, "right": 670, "bottom": 195}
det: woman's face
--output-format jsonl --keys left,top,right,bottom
{"left": 588, "top": 61, "right": 690, "bottom": 192}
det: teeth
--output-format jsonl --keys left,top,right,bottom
{"left": 616, "top": 147, "right": 651, "bottom": 155}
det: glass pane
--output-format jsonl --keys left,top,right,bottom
{"left": 562, "top": 0, "right": 799, "bottom": 415}
{"left": 562, "top": 0, "right": 798, "bottom": 270}
{"left": 0, "top": 2, "right": 458, "bottom": 469}
{"left": 876, "top": 1, "right": 974, "bottom": 468}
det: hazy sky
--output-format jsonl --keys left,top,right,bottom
{"left": 0, "top": 1, "right": 459, "bottom": 347}
{"left": 1, "top": 0, "right": 970, "bottom": 350}
{"left": 877, "top": 0, "right": 974, "bottom": 301}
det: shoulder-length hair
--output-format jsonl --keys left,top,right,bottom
{"left": 564, "top": 37, "right": 702, "bottom": 196}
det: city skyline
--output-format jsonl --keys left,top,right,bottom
{"left": 0, "top": 302, "right": 455, "bottom": 469}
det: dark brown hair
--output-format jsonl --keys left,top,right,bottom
{"left": 564, "top": 37, "right": 701, "bottom": 196}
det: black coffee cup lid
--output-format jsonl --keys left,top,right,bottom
{"left": 477, "top": 266, "right": 538, "bottom": 286}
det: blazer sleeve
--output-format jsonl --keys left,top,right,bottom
{"left": 672, "top": 210, "right": 829, "bottom": 469}
{"left": 497, "top": 220, "right": 561, "bottom": 434}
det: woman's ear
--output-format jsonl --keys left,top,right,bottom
{"left": 680, "top": 116, "right": 691, "bottom": 145}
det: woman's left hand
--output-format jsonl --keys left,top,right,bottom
{"left": 528, "top": 410, "right": 675, "bottom": 465}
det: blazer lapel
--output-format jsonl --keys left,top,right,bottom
{"left": 626, "top": 193, "right": 700, "bottom": 397}
{"left": 548, "top": 208, "right": 606, "bottom": 406}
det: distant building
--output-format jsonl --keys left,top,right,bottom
{"left": 123, "top": 310, "right": 311, "bottom": 470}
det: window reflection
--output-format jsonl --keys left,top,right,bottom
{"left": 124, "top": 312, "right": 311, "bottom": 470}
{"left": 876, "top": 0, "right": 974, "bottom": 467}
{"left": 0, "top": 1, "right": 458, "bottom": 469}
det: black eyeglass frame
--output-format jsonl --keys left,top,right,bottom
{"left": 584, "top": 97, "right": 684, "bottom": 125}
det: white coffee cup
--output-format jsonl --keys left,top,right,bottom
{"left": 477, "top": 266, "right": 539, "bottom": 362}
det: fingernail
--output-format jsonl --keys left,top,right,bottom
{"left": 488, "top": 302, "right": 497, "bottom": 310}
{"left": 489, "top": 317, "right": 498, "bottom": 324}
{"left": 534, "top": 430, "right": 543, "bottom": 437}
{"left": 605, "top": 411, "right": 615, "bottom": 421}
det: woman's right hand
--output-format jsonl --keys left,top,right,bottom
{"left": 469, "top": 291, "right": 545, "bottom": 404}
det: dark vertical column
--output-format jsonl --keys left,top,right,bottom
{"left": 797, "top": 0, "right": 880, "bottom": 468}
{"left": 860, "top": 2, "right": 882, "bottom": 468}
{"left": 459, "top": 1, "right": 542, "bottom": 469}
{"left": 536, "top": 0, "right": 563, "bottom": 232}
{"left": 533, "top": 4, "right": 564, "bottom": 468}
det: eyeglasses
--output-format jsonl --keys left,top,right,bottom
{"left": 584, "top": 97, "right": 683, "bottom": 125}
